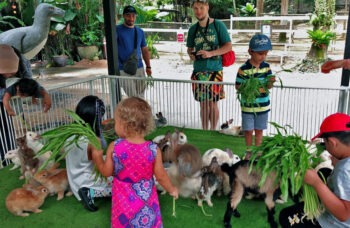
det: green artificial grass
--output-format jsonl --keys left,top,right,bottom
{"left": 0, "top": 127, "right": 290, "bottom": 227}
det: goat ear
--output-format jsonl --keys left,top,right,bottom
{"left": 159, "top": 112, "right": 163, "bottom": 116}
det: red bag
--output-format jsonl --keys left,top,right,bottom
{"left": 222, "top": 50, "right": 235, "bottom": 67}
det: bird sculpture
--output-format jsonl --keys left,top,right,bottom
{"left": 0, "top": 3, "right": 65, "bottom": 59}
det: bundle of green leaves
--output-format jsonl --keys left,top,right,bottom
{"left": 249, "top": 122, "right": 324, "bottom": 221}
{"left": 36, "top": 110, "right": 101, "bottom": 170}
{"left": 237, "top": 74, "right": 276, "bottom": 107}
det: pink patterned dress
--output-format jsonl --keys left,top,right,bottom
{"left": 111, "top": 138, "right": 163, "bottom": 228}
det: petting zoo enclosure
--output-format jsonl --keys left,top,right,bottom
{"left": 0, "top": 75, "right": 347, "bottom": 168}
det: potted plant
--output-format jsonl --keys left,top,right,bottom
{"left": 71, "top": 0, "right": 104, "bottom": 60}
{"left": 307, "top": 29, "right": 336, "bottom": 60}
{"left": 50, "top": 29, "right": 69, "bottom": 67}
{"left": 42, "top": 2, "right": 77, "bottom": 67}
{"left": 76, "top": 22, "right": 102, "bottom": 60}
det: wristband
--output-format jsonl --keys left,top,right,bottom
{"left": 146, "top": 66, "right": 151, "bottom": 69}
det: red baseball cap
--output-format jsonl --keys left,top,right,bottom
{"left": 311, "top": 113, "right": 350, "bottom": 141}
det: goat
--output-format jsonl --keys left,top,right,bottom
{"left": 221, "top": 160, "right": 279, "bottom": 228}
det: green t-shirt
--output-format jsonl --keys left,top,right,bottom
{"left": 186, "top": 19, "right": 231, "bottom": 73}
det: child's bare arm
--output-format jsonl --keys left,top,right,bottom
{"left": 91, "top": 142, "right": 114, "bottom": 177}
{"left": 304, "top": 169, "right": 350, "bottom": 221}
{"left": 39, "top": 89, "right": 52, "bottom": 112}
{"left": 2, "top": 92, "right": 15, "bottom": 116}
{"left": 154, "top": 148, "right": 178, "bottom": 199}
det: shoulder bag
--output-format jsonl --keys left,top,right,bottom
{"left": 123, "top": 27, "right": 139, "bottom": 75}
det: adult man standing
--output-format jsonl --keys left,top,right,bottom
{"left": 187, "top": 0, "right": 232, "bottom": 130}
{"left": 117, "top": 5, "right": 152, "bottom": 98}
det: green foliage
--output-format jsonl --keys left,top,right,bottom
{"left": 79, "top": 22, "right": 103, "bottom": 46}
{"left": 307, "top": 29, "right": 336, "bottom": 47}
{"left": 264, "top": 0, "right": 281, "bottom": 14}
{"left": 69, "top": 0, "right": 104, "bottom": 47}
{"left": 237, "top": 74, "right": 275, "bottom": 107}
{"left": 0, "top": 16, "right": 25, "bottom": 32}
{"left": 239, "top": 2, "right": 256, "bottom": 17}
{"left": 311, "top": 0, "right": 335, "bottom": 30}
{"left": 135, "top": 7, "right": 158, "bottom": 24}
{"left": 0, "top": 0, "right": 25, "bottom": 31}
{"left": 146, "top": 33, "right": 160, "bottom": 59}
{"left": 36, "top": 110, "right": 101, "bottom": 169}
{"left": 249, "top": 123, "right": 323, "bottom": 221}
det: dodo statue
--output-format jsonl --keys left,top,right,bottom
{"left": 0, "top": 3, "right": 65, "bottom": 59}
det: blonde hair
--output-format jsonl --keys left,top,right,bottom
{"left": 115, "top": 97, "right": 155, "bottom": 137}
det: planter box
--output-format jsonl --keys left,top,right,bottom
{"left": 77, "top": 46, "right": 99, "bottom": 60}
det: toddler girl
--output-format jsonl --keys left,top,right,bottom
{"left": 93, "top": 96, "right": 179, "bottom": 227}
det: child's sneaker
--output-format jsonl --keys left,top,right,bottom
{"left": 78, "top": 187, "right": 98, "bottom": 212}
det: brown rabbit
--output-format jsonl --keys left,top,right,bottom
{"left": 5, "top": 184, "right": 49, "bottom": 217}
{"left": 33, "top": 168, "right": 72, "bottom": 200}
{"left": 157, "top": 132, "right": 176, "bottom": 164}
{"left": 167, "top": 143, "right": 203, "bottom": 198}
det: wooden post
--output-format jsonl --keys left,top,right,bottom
{"left": 102, "top": 0, "right": 121, "bottom": 105}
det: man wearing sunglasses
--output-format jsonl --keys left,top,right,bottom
{"left": 187, "top": 0, "right": 232, "bottom": 130}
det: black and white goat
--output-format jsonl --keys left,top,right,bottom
{"left": 221, "top": 160, "right": 279, "bottom": 228}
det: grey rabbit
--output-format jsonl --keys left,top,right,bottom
{"left": 155, "top": 112, "right": 167, "bottom": 127}
{"left": 16, "top": 136, "right": 39, "bottom": 180}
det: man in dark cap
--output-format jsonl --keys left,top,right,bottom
{"left": 117, "top": 5, "right": 152, "bottom": 98}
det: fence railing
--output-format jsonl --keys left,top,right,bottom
{"left": 142, "top": 15, "right": 348, "bottom": 46}
{"left": 1, "top": 76, "right": 347, "bottom": 163}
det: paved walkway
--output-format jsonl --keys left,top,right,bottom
{"left": 34, "top": 41, "right": 346, "bottom": 89}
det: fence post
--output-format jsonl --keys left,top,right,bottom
{"left": 338, "top": 89, "right": 350, "bottom": 114}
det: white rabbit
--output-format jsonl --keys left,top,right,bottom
{"left": 4, "top": 149, "right": 21, "bottom": 170}
{"left": 315, "top": 151, "right": 333, "bottom": 171}
{"left": 153, "top": 128, "right": 187, "bottom": 145}
{"left": 219, "top": 119, "right": 243, "bottom": 136}
{"left": 202, "top": 148, "right": 240, "bottom": 166}
{"left": 26, "top": 131, "right": 54, "bottom": 168}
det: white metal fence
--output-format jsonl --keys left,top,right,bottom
{"left": 1, "top": 75, "right": 347, "bottom": 163}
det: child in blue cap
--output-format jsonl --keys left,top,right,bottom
{"left": 235, "top": 34, "right": 275, "bottom": 160}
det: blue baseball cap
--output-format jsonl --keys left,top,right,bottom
{"left": 249, "top": 34, "right": 272, "bottom": 52}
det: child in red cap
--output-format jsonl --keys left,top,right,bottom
{"left": 279, "top": 113, "right": 350, "bottom": 227}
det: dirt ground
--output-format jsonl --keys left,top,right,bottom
{"left": 70, "top": 59, "right": 108, "bottom": 68}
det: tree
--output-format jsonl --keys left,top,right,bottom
{"left": 279, "top": 0, "right": 289, "bottom": 42}
{"left": 255, "top": 0, "right": 264, "bottom": 29}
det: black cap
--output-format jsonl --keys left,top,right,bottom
{"left": 123, "top": 5, "right": 137, "bottom": 15}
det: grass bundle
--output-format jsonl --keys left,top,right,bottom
{"left": 249, "top": 122, "right": 323, "bottom": 221}
{"left": 36, "top": 110, "right": 101, "bottom": 170}
{"left": 237, "top": 74, "right": 277, "bottom": 107}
